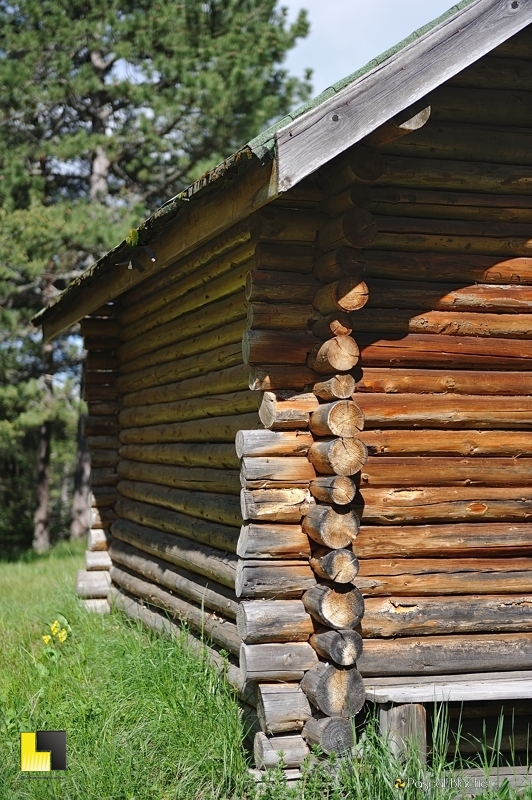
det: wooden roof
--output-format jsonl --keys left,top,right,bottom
{"left": 35, "top": 0, "right": 532, "bottom": 339}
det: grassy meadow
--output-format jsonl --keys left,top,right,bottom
{"left": 0, "top": 542, "right": 530, "bottom": 799}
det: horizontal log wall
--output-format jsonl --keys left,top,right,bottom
{"left": 77, "top": 303, "right": 120, "bottom": 606}
{"left": 313, "top": 29, "right": 532, "bottom": 702}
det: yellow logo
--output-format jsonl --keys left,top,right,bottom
{"left": 394, "top": 778, "right": 406, "bottom": 789}
{"left": 20, "top": 731, "right": 66, "bottom": 771}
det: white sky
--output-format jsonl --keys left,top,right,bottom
{"left": 282, "top": 0, "right": 458, "bottom": 96}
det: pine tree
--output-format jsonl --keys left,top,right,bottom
{"left": 0, "top": 0, "right": 311, "bottom": 552}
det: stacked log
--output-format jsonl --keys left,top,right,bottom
{"left": 77, "top": 304, "right": 121, "bottom": 611}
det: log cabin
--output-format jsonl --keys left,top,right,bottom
{"left": 35, "top": 0, "right": 532, "bottom": 771}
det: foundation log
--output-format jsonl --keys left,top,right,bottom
{"left": 313, "top": 278, "right": 369, "bottom": 315}
{"left": 307, "top": 336, "right": 360, "bottom": 374}
{"left": 237, "top": 600, "right": 314, "bottom": 643}
{"left": 308, "top": 437, "right": 368, "bottom": 476}
{"left": 303, "top": 584, "right": 364, "bottom": 629}
{"left": 259, "top": 392, "right": 319, "bottom": 430}
{"left": 111, "top": 518, "right": 237, "bottom": 587}
{"left": 241, "top": 488, "right": 314, "bottom": 523}
{"left": 253, "top": 732, "right": 310, "bottom": 769}
{"left": 310, "top": 547, "right": 360, "bottom": 583}
{"left": 241, "top": 642, "right": 319, "bottom": 682}
{"left": 257, "top": 685, "right": 312, "bottom": 734}
{"left": 309, "top": 628, "right": 363, "bottom": 666}
{"left": 312, "top": 375, "right": 356, "bottom": 401}
{"left": 235, "top": 560, "right": 317, "bottom": 599}
{"left": 300, "top": 662, "right": 365, "bottom": 717}
{"left": 310, "top": 400, "right": 364, "bottom": 438}
{"left": 310, "top": 476, "right": 357, "bottom": 505}
{"left": 237, "top": 523, "right": 311, "bottom": 559}
{"left": 302, "top": 715, "right": 354, "bottom": 754}
{"left": 235, "top": 430, "right": 314, "bottom": 458}
{"left": 303, "top": 505, "right": 359, "bottom": 549}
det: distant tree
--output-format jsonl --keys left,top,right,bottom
{"left": 0, "top": 0, "right": 311, "bottom": 552}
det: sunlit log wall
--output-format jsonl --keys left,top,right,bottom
{"left": 75, "top": 25, "right": 532, "bottom": 769}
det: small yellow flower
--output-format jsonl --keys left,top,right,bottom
{"left": 42, "top": 635, "right": 51, "bottom": 645}
{"left": 57, "top": 628, "right": 68, "bottom": 643}
{"left": 50, "top": 620, "right": 60, "bottom": 636}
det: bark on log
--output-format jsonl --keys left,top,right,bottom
{"left": 311, "top": 312, "right": 353, "bottom": 339}
{"left": 119, "top": 412, "right": 259, "bottom": 445}
{"left": 110, "top": 565, "right": 240, "bottom": 655}
{"left": 117, "top": 316, "right": 247, "bottom": 376}
{"left": 243, "top": 330, "right": 318, "bottom": 366}
{"left": 237, "top": 523, "right": 311, "bottom": 559}
{"left": 309, "top": 628, "right": 363, "bottom": 666}
{"left": 247, "top": 302, "right": 314, "bottom": 331}
{"left": 303, "top": 505, "right": 359, "bottom": 549}
{"left": 313, "top": 246, "right": 367, "bottom": 283}
{"left": 259, "top": 391, "right": 319, "bottom": 430}
{"left": 355, "top": 522, "right": 532, "bottom": 558}
{"left": 307, "top": 336, "right": 360, "bottom": 374}
{"left": 308, "top": 437, "right": 368, "bottom": 476}
{"left": 111, "top": 518, "right": 237, "bottom": 587}
{"left": 119, "top": 443, "right": 240, "bottom": 469}
{"left": 353, "top": 368, "right": 532, "bottom": 397}
{"left": 115, "top": 496, "right": 239, "bottom": 553}
{"left": 309, "top": 476, "right": 356, "bottom": 505}
{"left": 358, "top": 333, "right": 532, "bottom": 370}
{"left": 235, "top": 430, "right": 314, "bottom": 458}
{"left": 109, "top": 539, "right": 238, "bottom": 618}
{"left": 235, "top": 560, "right": 317, "bottom": 599}
{"left": 240, "top": 457, "right": 316, "bottom": 486}
{"left": 119, "top": 298, "right": 246, "bottom": 369}
{"left": 312, "top": 375, "right": 356, "bottom": 401}
{"left": 241, "top": 642, "right": 318, "bottom": 682}
{"left": 237, "top": 600, "right": 314, "bottom": 643}
{"left": 253, "top": 732, "right": 310, "bottom": 769}
{"left": 318, "top": 210, "right": 377, "bottom": 252}
{"left": 254, "top": 242, "right": 315, "bottom": 274}
{"left": 245, "top": 270, "right": 320, "bottom": 303}
{"left": 122, "top": 364, "right": 250, "bottom": 408}
{"left": 359, "top": 429, "right": 532, "bottom": 457}
{"left": 118, "top": 391, "right": 258, "bottom": 428}
{"left": 302, "top": 715, "right": 354, "bottom": 754}
{"left": 322, "top": 185, "right": 372, "bottom": 218}
{"left": 241, "top": 488, "right": 314, "bottom": 523}
{"left": 353, "top": 394, "right": 532, "bottom": 429}
{"left": 118, "top": 480, "right": 241, "bottom": 527}
{"left": 359, "top": 457, "right": 532, "bottom": 487}
{"left": 310, "top": 400, "right": 364, "bottom": 438}
{"left": 300, "top": 662, "right": 365, "bottom": 717}
{"left": 357, "top": 632, "right": 532, "bottom": 676}
{"left": 361, "top": 594, "right": 532, "bottom": 638}
{"left": 350, "top": 308, "right": 532, "bottom": 339}
{"left": 116, "top": 341, "right": 244, "bottom": 393}
{"left": 257, "top": 684, "right": 312, "bottom": 734}
{"left": 309, "top": 547, "right": 359, "bottom": 583}
{"left": 303, "top": 584, "right": 364, "bottom": 629}
{"left": 117, "top": 460, "right": 241, "bottom": 495}
{"left": 318, "top": 145, "right": 384, "bottom": 195}
{"left": 249, "top": 365, "right": 318, "bottom": 392}
{"left": 313, "top": 278, "right": 369, "bottom": 314}
{"left": 354, "top": 556, "right": 532, "bottom": 596}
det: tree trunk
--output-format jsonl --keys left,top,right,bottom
{"left": 33, "top": 420, "right": 52, "bottom": 553}
{"left": 70, "top": 414, "right": 91, "bottom": 540}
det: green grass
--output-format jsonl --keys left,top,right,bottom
{"left": 0, "top": 542, "right": 531, "bottom": 800}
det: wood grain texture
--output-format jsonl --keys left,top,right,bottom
{"left": 253, "top": 732, "right": 310, "bottom": 769}
{"left": 300, "top": 661, "right": 365, "bottom": 717}
{"left": 350, "top": 309, "right": 532, "bottom": 340}
{"left": 237, "top": 600, "right": 314, "bottom": 643}
{"left": 360, "top": 429, "right": 532, "bottom": 457}
{"left": 122, "top": 364, "right": 250, "bottom": 408}
{"left": 117, "top": 460, "right": 240, "bottom": 494}
{"left": 354, "top": 369, "right": 532, "bottom": 397}
{"left": 249, "top": 365, "right": 318, "bottom": 391}
{"left": 259, "top": 391, "right": 318, "bottom": 430}
{"left": 117, "top": 480, "right": 242, "bottom": 527}
{"left": 119, "top": 412, "right": 259, "bottom": 445}
{"left": 241, "top": 487, "right": 314, "bottom": 523}
{"left": 308, "top": 437, "right": 368, "bottom": 476}
{"left": 257, "top": 684, "right": 312, "bottom": 734}
{"left": 310, "top": 628, "right": 363, "bottom": 666}
{"left": 235, "top": 559, "right": 317, "bottom": 599}
{"left": 303, "top": 584, "right": 364, "bottom": 629}
{"left": 241, "top": 642, "right": 318, "bottom": 682}
{"left": 276, "top": 0, "right": 532, "bottom": 189}
{"left": 118, "top": 442, "right": 240, "bottom": 469}
{"left": 240, "top": 457, "right": 316, "bottom": 486}
{"left": 359, "top": 457, "right": 532, "bottom": 486}
{"left": 302, "top": 715, "right": 354, "bottom": 755}
{"left": 303, "top": 504, "right": 360, "bottom": 549}
{"left": 235, "top": 430, "right": 314, "bottom": 458}
{"left": 237, "top": 523, "right": 311, "bottom": 559}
